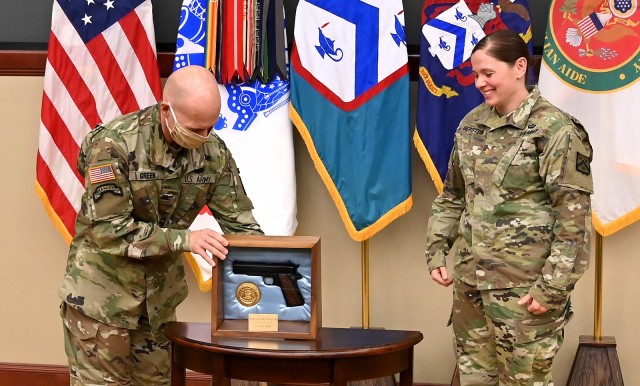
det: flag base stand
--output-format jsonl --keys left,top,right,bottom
{"left": 567, "top": 335, "right": 624, "bottom": 385}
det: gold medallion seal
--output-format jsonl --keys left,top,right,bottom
{"left": 236, "top": 282, "right": 261, "bottom": 307}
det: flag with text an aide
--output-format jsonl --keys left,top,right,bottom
{"left": 36, "top": 0, "right": 162, "bottom": 242}
{"left": 538, "top": 0, "right": 640, "bottom": 236}
{"left": 290, "top": 0, "right": 413, "bottom": 241}
{"left": 175, "top": 0, "right": 297, "bottom": 290}
{"left": 416, "top": 0, "right": 532, "bottom": 192}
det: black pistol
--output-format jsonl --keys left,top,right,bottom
{"left": 232, "top": 261, "right": 305, "bottom": 307}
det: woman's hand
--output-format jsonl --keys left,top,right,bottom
{"left": 518, "top": 294, "right": 549, "bottom": 315}
{"left": 431, "top": 266, "right": 454, "bottom": 287}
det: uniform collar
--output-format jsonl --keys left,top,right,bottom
{"left": 482, "top": 86, "right": 540, "bottom": 131}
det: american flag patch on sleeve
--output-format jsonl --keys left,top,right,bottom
{"left": 88, "top": 164, "right": 116, "bottom": 184}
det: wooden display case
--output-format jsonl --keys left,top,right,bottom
{"left": 211, "top": 235, "right": 321, "bottom": 340}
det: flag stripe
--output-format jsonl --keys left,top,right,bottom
{"left": 46, "top": 33, "right": 101, "bottom": 129}
{"left": 50, "top": 2, "right": 119, "bottom": 123}
{"left": 578, "top": 16, "right": 599, "bottom": 39}
{"left": 205, "top": 1, "right": 219, "bottom": 69}
{"left": 38, "top": 122, "right": 85, "bottom": 213}
{"left": 119, "top": 9, "right": 162, "bottom": 101}
{"left": 133, "top": 4, "right": 162, "bottom": 100}
{"left": 101, "top": 23, "right": 147, "bottom": 107}
{"left": 43, "top": 60, "right": 93, "bottom": 146}
{"left": 102, "top": 20, "right": 158, "bottom": 108}
{"left": 40, "top": 94, "right": 84, "bottom": 182}
{"left": 86, "top": 34, "right": 139, "bottom": 114}
{"left": 36, "top": 153, "right": 78, "bottom": 235}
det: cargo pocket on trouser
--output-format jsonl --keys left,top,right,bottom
{"left": 61, "top": 303, "right": 131, "bottom": 386}
{"left": 515, "top": 301, "right": 573, "bottom": 343}
{"left": 512, "top": 301, "right": 573, "bottom": 384}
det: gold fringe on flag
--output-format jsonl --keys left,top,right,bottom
{"left": 413, "top": 129, "right": 445, "bottom": 195}
{"left": 35, "top": 182, "right": 73, "bottom": 245}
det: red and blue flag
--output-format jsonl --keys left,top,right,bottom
{"left": 415, "top": 0, "right": 532, "bottom": 192}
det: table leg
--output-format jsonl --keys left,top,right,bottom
{"left": 171, "top": 358, "right": 186, "bottom": 386}
{"left": 210, "top": 357, "right": 231, "bottom": 386}
{"left": 211, "top": 375, "right": 231, "bottom": 386}
{"left": 332, "top": 359, "right": 348, "bottom": 386}
{"left": 398, "top": 349, "right": 414, "bottom": 386}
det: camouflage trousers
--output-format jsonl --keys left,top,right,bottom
{"left": 61, "top": 302, "right": 173, "bottom": 386}
{"left": 451, "top": 279, "right": 572, "bottom": 386}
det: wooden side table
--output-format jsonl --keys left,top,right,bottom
{"left": 165, "top": 322, "right": 423, "bottom": 386}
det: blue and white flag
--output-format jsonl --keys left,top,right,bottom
{"left": 174, "top": 0, "right": 208, "bottom": 68}
{"left": 175, "top": 0, "right": 297, "bottom": 290}
{"left": 290, "top": 0, "right": 412, "bottom": 241}
{"left": 415, "top": 0, "right": 532, "bottom": 192}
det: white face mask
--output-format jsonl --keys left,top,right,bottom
{"left": 165, "top": 104, "right": 211, "bottom": 149}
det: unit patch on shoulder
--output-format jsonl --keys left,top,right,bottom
{"left": 88, "top": 164, "right": 116, "bottom": 184}
{"left": 93, "top": 184, "right": 123, "bottom": 202}
{"left": 576, "top": 152, "right": 591, "bottom": 175}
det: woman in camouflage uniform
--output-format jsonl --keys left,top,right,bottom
{"left": 424, "top": 30, "right": 593, "bottom": 385}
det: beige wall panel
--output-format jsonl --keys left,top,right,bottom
{"left": 1, "top": 75, "right": 638, "bottom": 385}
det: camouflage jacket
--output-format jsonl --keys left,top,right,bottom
{"left": 425, "top": 87, "right": 593, "bottom": 309}
{"left": 59, "top": 103, "right": 262, "bottom": 330}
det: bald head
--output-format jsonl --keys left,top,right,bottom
{"left": 161, "top": 66, "right": 221, "bottom": 140}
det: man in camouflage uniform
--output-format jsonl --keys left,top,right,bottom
{"left": 425, "top": 32, "right": 593, "bottom": 385}
{"left": 59, "top": 65, "right": 263, "bottom": 385}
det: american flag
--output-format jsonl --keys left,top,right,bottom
{"left": 36, "top": 0, "right": 162, "bottom": 242}
{"left": 88, "top": 165, "right": 116, "bottom": 184}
